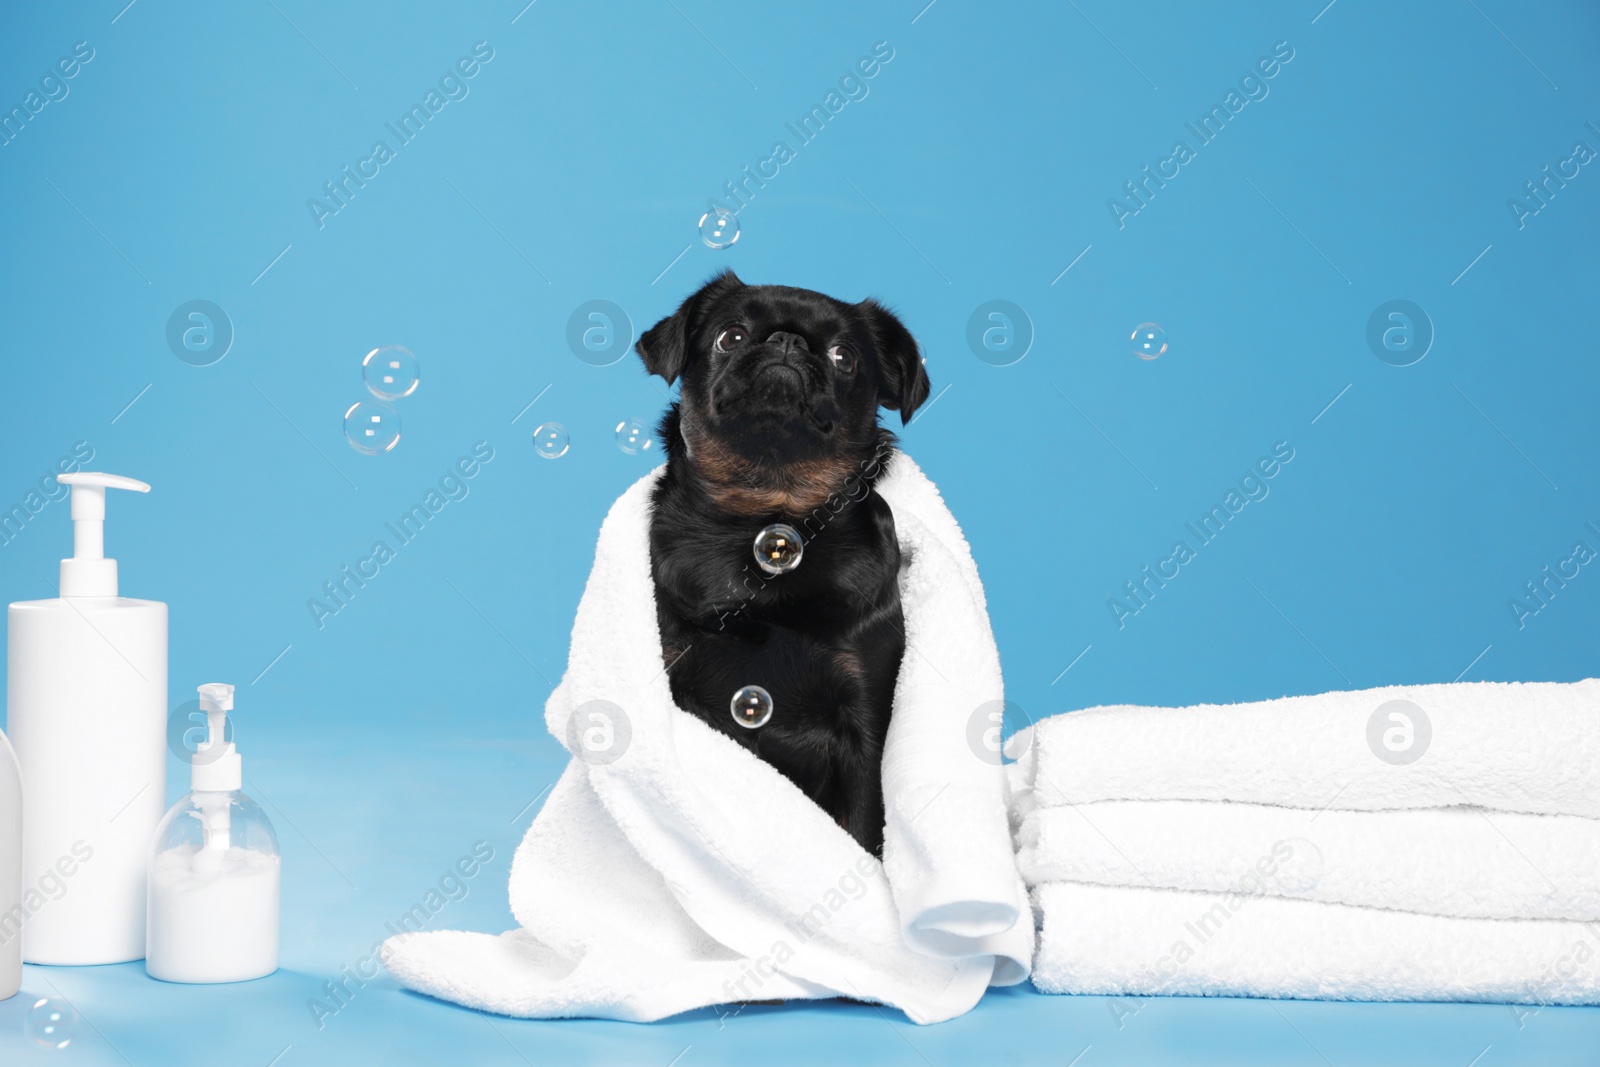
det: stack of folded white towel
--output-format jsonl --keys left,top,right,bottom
{"left": 1005, "top": 679, "right": 1600, "bottom": 1005}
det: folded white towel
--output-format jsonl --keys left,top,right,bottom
{"left": 383, "top": 452, "right": 1032, "bottom": 1024}
{"left": 1007, "top": 680, "right": 1600, "bottom": 819}
{"left": 1032, "top": 882, "right": 1600, "bottom": 1006}
{"left": 1017, "top": 800, "right": 1600, "bottom": 921}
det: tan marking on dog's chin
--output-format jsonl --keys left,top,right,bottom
{"left": 682, "top": 426, "right": 860, "bottom": 516}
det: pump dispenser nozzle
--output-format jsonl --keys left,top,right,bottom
{"left": 192, "top": 683, "right": 239, "bottom": 863}
{"left": 55, "top": 472, "right": 151, "bottom": 597}
{"left": 193, "top": 683, "right": 240, "bottom": 793}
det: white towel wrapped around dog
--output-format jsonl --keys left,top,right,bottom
{"left": 382, "top": 452, "right": 1032, "bottom": 1023}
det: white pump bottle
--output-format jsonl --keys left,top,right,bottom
{"left": 147, "top": 683, "right": 280, "bottom": 983}
{"left": 6, "top": 472, "right": 167, "bottom": 964}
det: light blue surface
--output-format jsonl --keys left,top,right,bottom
{"left": 2, "top": 0, "right": 1597, "bottom": 1063}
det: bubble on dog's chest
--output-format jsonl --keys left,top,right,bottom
{"left": 698, "top": 208, "right": 740, "bottom": 250}
{"left": 1130, "top": 322, "right": 1167, "bottom": 360}
{"left": 730, "top": 685, "right": 773, "bottom": 729}
{"left": 343, "top": 400, "right": 402, "bottom": 454}
{"left": 753, "top": 524, "right": 803, "bottom": 575}
{"left": 533, "top": 422, "right": 570, "bottom": 459}
{"left": 362, "top": 345, "right": 420, "bottom": 399}
{"left": 615, "top": 418, "right": 653, "bottom": 454}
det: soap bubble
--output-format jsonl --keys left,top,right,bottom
{"left": 698, "top": 209, "right": 740, "bottom": 250}
{"left": 730, "top": 685, "right": 773, "bottom": 729}
{"left": 362, "top": 345, "right": 420, "bottom": 399}
{"left": 533, "top": 422, "right": 570, "bottom": 459}
{"left": 1130, "top": 323, "right": 1167, "bottom": 360}
{"left": 615, "top": 418, "right": 653, "bottom": 455}
{"left": 343, "top": 401, "right": 401, "bottom": 454}
{"left": 752, "top": 525, "right": 803, "bottom": 575}
{"left": 27, "top": 997, "right": 77, "bottom": 1050}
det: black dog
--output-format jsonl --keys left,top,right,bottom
{"left": 635, "top": 271, "right": 930, "bottom": 856}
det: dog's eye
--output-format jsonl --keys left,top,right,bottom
{"left": 827, "top": 345, "right": 856, "bottom": 373}
{"left": 714, "top": 325, "right": 748, "bottom": 352}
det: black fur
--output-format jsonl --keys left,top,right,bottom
{"left": 637, "top": 271, "right": 931, "bottom": 856}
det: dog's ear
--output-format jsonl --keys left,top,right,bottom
{"left": 862, "top": 299, "right": 931, "bottom": 425}
{"left": 636, "top": 270, "right": 744, "bottom": 385}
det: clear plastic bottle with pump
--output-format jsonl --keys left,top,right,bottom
{"left": 146, "top": 683, "right": 280, "bottom": 983}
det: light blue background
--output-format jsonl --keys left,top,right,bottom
{"left": 2, "top": 0, "right": 1597, "bottom": 1063}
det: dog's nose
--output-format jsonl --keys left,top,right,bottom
{"left": 765, "top": 331, "right": 808, "bottom": 356}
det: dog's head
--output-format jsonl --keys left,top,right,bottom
{"left": 636, "top": 272, "right": 930, "bottom": 509}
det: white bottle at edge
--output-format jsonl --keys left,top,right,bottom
{"left": 1, "top": 727, "right": 21, "bottom": 996}
{"left": 6, "top": 473, "right": 166, "bottom": 964}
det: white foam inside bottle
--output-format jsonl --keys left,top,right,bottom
{"left": 147, "top": 841, "right": 279, "bottom": 983}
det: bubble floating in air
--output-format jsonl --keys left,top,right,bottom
{"left": 533, "top": 422, "right": 570, "bottom": 459}
{"left": 1130, "top": 323, "right": 1167, "bottom": 360}
{"left": 698, "top": 209, "right": 740, "bottom": 250}
{"left": 362, "top": 345, "right": 421, "bottom": 399}
{"left": 343, "top": 400, "right": 401, "bottom": 454}
{"left": 615, "top": 418, "right": 653, "bottom": 455}
{"left": 27, "top": 997, "right": 77, "bottom": 1050}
